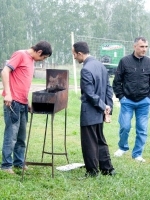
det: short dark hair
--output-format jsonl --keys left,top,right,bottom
{"left": 31, "top": 40, "right": 52, "bottom": 56}
{"left": 73, "top": 41, "right": 90, "bottom": 54}
{"left": 134, "top": 37, "right": 147, "bottom": 44}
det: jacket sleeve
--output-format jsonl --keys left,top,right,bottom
{"left": 112, "top": 59, "right": 124, "bottom": 100}
{"left": 81, "top": 68, "right": 106, "bottom": 111}
{"left": 105, "top": 74, "right": 113, "bottom": 114}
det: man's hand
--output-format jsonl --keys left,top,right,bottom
{"left": 104, "top": 105, "right": 111, "bottom": 115}
{"left": 28, "top": 104, "right": 32, "bottom": 113}
{"left": 4, "top": 94, "right": 12, "bottom": 107}
{"left": 104, "top": 105, "right": 111, "bottom": 123}
{"left": 104, "top": 114, "right": 111, "bottom": 123}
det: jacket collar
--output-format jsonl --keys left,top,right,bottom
{"left": 83, "top": 56, "right": 94, "bottom": 65}
{"left": 132, "top": 52, "right": 144, "bottom": 61}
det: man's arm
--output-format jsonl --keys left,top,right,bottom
{"left": 1, "top": 66, "right": 12, "bottom": 106}
{"left": 105, "top": 74, "right": 113, "bottom": 112}
{"left": 112, "top": 60, "right": 124, "bottom": 100}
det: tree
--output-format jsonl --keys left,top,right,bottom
{"left": 0, "top": 0, "right": 28, "bottom": 65}
{"left": 0, "top": 0, "right": 150, "bottom": 66}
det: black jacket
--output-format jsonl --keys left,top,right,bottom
{"left": 80, "top": 56, "right": 113, "bottom": 126}
{"left": 113, "top": 53, "right": 150, "bottom": 102}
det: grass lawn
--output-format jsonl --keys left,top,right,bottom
{"left": 0, "top": 79, "right": 150, "bottom": 199}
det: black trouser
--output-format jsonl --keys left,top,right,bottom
{"left": 81, "top": 123, "right": 114, "bottom": 173}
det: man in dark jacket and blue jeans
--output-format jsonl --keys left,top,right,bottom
{"left": 113, "top": 37, "right": 150, "bottom": 162}
{"left": 72, "top": 41, "right": 115, "bottom": 177}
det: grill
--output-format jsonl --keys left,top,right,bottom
{"left": 22, "top": 69, "right": 69, "bottom": 179}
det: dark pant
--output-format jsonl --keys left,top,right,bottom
{"left": 81, "top": 123, "right": 114, "bottom": 173}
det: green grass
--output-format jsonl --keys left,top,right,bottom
{"left": 0, "top": 84, "right": 150, "bottom": 199}
{"left": 32, "top": 78, "right": 46, "bottom": 84}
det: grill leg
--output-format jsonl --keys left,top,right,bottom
{"left": 51, "top": 114, "right": 54, "bottom": 178}
{"left": 64, "top": 108, "right": 69, "bottom": 164}
{"left": 41, "top": 114, "right": 49, "bottom": 162}
{"left": 21, "top": 109, "right": 69, "bottom": 180}
{"left": 21, "top": 113, "right": 33, "bottom": 181}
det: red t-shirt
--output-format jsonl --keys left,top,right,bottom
{"left": 2, "top": 50, "right": 34, "bottom": 104}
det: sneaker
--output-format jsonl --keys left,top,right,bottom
{"left": 134, "top": 156, "right": 146, "bottom": 162}
{"left": 1, "top": 168, "right": 15, "bottom": 174}
{"left": 14, "top": 165, "right": 28, "bottom": 170}
{"left": 23, "top": 165, "right": 28, "bottom": 170}
{"left": 114, "top": 149, "right": 126, "bottom": 157}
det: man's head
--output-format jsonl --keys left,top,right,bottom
{"left": 133, "top": 37, "right": 148, "bottom": 58}
{"left": 72, "top": 41, "right": 90, "bottom": 63}
{"left": 31, "top": 40, "right": 52, "bottom": 61}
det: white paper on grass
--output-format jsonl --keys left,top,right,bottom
{"left": 56, "top": 163, "right": 85, "bottom": 171}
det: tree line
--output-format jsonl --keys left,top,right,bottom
{"left": 0, "top": 0, "right": 149, "bottom": 66}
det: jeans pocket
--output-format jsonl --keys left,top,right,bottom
{"left": 120, "top": 96, "right": 126, "bottom": 104}
{"left": 145, "top": 97, "right": 150, "bottom": 104}
{"left": 10, "top": 101, "right": 20, "bottom": 124}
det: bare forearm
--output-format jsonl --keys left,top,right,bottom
{"left": 1, "top": 66, "right": 12, "bottom": 105}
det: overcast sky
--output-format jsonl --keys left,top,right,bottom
{"left": 144, "top": 0, "right": 150, "bottom": 11}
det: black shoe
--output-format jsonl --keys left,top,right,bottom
{"left": 78, "top": 171, "right": 98, "bottom": 180}
{"left": 101, "top": 169, "right": 116, "bottom": 176}
{"left": 85, "top": 170, "right": 99, "bottom": 177}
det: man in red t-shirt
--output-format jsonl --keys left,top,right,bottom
{"left": 1, "top": 41, "right": 52, "bottom": 174}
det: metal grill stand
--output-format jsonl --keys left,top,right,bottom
{"left": 22, "top": 69, "right": 69, "bottom": 179}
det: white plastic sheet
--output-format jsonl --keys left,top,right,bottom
{"left": 56, "top": 163, "right": 85, "bottom": 171}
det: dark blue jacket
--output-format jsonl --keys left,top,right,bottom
{"left": 80, "top": 56, "right": 113, "bottom": 126}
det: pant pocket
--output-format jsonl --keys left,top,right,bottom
{"left": 10, "top": 101, "right": 20, "bottom": 124}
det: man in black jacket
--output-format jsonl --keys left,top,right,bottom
{"left": 113, "top": 37, "right": 150, "bottom": 162}
{"left": 72, "top": 41, "right": 115, "bottom": 177}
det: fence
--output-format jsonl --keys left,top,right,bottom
{"left": 71, "top": 32, "right": 135, "bottom": 92}
{"left": 74, "top": 33, "right": 135, "bottom": 73}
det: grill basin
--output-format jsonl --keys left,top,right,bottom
{"left": 32, "top": 69, "right": 69, "bottom": 114}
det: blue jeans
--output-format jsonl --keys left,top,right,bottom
{"left": 118, "top": 97, "right": 150, "bottom": 158}
{"left": 1, "top": 101, "right": 28, "bottom": 169}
